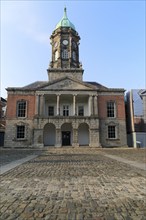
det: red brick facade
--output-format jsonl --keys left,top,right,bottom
{"left": 6, "top": 94, "right": 35, "bottom": 119}
{"left": 98, "top": 95, "right": 125, "bottom": 119}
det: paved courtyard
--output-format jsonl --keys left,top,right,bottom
{"left": 0, "top": 148, "right": 146, "bottom": 220}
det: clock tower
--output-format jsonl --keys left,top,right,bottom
{"left": 47, "top": 7, "right": 84, "bottom": 81}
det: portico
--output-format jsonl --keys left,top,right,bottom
{"left": 35, "top": 92, "right": 98, "bottom": 118}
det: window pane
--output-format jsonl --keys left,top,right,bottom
{"left": 17, "top": 101, "right": 26, "bottom": 117}
{"left": 78, "top": 106, "right": 84, "bottom": 116}
{"left": 17, "top": 125, "right": 25, "bottom": 138}
{"left": 72, "top": 51, "right": 76, "bottom": 61}
{"left": 48, "top": 106, "right": 54, "bottom": 116}
{"left": 108, "top": 126, "right": 116, "bottom": 138}
{"left": 62, "top": 49, "right": 68, "bottom": 59}
{"left": 63, "top": 105, "right": 69, "bottom": 116}
{"left": 107, "top": 101, "right": 115, "bottom": 117}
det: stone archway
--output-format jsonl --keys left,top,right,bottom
{"left": 61, "top": 123, "right": 72, "bottom": 146}
{"left": 78, "top": 123, "right": 89, "bottom": 146}
{"left": 43, "top": 123, "right": 56, "bottom": 146}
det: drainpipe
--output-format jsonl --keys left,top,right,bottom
{"left": 130, "top": 91, "right": 137, "bottom": 148}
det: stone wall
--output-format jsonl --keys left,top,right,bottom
{"left": 4, "top": 119, "right": 34, "bottom": 148}
{"left": 99, "top": 119, "right": 127, "bottom": 147}
{"left": 48, "top": 69, "right": 83, "bottom": 82}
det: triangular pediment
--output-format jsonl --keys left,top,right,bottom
{"left": 38, "top": 77, "right": 96, "bottom": 91}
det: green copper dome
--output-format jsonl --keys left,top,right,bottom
{"left": 55, "top": 7, "right": 76, "bottom": 30}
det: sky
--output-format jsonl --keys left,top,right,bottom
{"left": 1, "top": 0, "right": 145, "bottom": 98}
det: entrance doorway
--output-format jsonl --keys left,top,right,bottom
{"left": 62, "top": 131, "right": 71, "bottom": 146}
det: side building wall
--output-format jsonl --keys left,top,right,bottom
{"left": 4, "top": 93, "right": 36, "bottom": 148}
{"left": 98, "top": 94, "right": 127, "bottom": 147}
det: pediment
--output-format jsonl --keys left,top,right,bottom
{"left": 39, "top": 78, "right": 96, "bottom": 91}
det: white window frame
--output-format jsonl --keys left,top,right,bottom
{"left": 17, "top": 100, "right": 27, "bottom": 118}
{"left": 63, "top": 105, "right": 69, "bottom": 116}
{"left": 107, "top": 101, "right": 116, "bottom": 118}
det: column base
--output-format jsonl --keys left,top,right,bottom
{"left": 72, "top": 143, "right": 79, "bottom": 147}
{"left": 55, "top": 144, "right": 62, "bottom": 148}
{"left": 89, "top": 143, "right": 102, "bottom": 148}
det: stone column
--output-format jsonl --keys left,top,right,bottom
{"left": 88, "top": 95, "right": 92, "bottom": 116}
{"left": 56, "top": 94, "right": 60, "bottom": 115}
{"left": 55, "top": 129, "right": 61, "bottom": 147}
{"left": 89, "top": 128, "right": 101, "bottom": 148}
{"left": 72, "top": 129, "right": 79, "bottom": 147}
{"left": 94, "top": 95, "right": 98, "bottom": 115}
{"left": 35, "top": 95, "right": 39, "bottom": 115}
{"left": 73, "top": 95, "right": 76, "bottom": 115}
{"left": 40, "top": 95, "right": 44, "bottom": 116}
{"left": 33, "top": 129, "right": 44, "bottom": 148}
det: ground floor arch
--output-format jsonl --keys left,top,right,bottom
{"left": 78, "top": 123, "right": 89, "bottom": 146}
{"left": 43, "top": 123, "right": 56, "bottom": 146}
{"left": 61, "top": 123, "right": 73, "bottom": 146}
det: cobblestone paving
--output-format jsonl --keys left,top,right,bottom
{"left": 0, "top": 148, "right": 146, "bottom": 220}
{"left": 0, "top": 149, "right": 42, "bottom": 166}
{"left": 101, "top": 148, "right": 146, "bottom": 164}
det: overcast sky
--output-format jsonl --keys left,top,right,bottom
{"left": 1, "top": 0, "right": 145, "bottom": 98}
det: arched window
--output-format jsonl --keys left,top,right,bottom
{"left": 72, "top": 51, "right": 76, "bottom": 61}
{"left": 62, "top": 49, "right": 68, "bottom": 59}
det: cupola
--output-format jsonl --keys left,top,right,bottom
{"left": 55, "top": 7, "right": 76, "bottom": 31}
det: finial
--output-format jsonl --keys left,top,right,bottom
{"left": 64, "top": 6, "right": 67, "bottom": 18}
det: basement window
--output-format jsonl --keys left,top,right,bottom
{"left": 17, "top": 125, "right": 25, "bottom": 139}
{"left": 108, "top": 125, "right": 116, "bottom": 139}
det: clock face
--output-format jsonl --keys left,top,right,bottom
{"left": 62, "top": 40, "right": 68, "bottom": 45}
